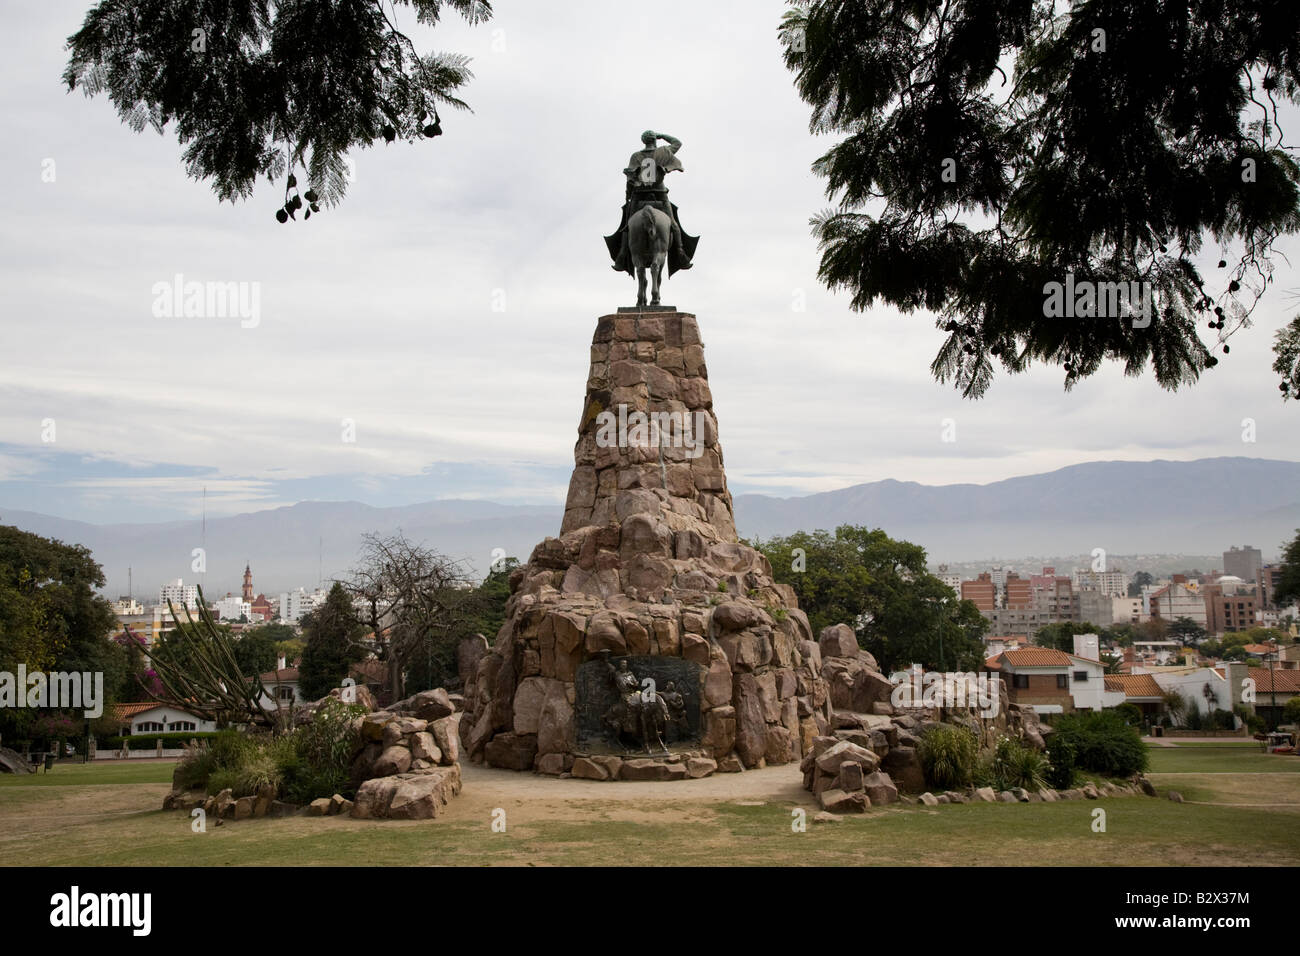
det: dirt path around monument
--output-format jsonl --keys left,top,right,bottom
{"left": 448, "top": 761, "right": 813, "bottom": 826}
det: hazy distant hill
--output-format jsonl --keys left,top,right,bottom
{"left": 0, "top": 500, "right": 560, "bottom": 599}
{"left": 3, "top": 457, "right": 1297, "bottom": 598}
{"left": 732, "top": 457, "right": 1300, "bottom": 562}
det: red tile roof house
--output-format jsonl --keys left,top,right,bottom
{"left": 1232, "top": 666, "right": 1300, "bottom": 726}
{"left": 984, "top": 648, "right": 1124, "bottom": 715}
{"left": 1103, "top": 674, "right": 1165, "bottom": 719}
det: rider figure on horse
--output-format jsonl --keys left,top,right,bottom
{"left": 608, "top": 130, "right": 696, "bottom": 275}
{"left": 609, "top": 658, "right": 642, "bottom": 721}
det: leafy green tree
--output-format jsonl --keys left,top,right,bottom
{"left": 1277, "top": 528, "right": 1300, "bottom": 604}
{"left": 152, "top": 619, "right": 235, "bottom": 674}
{"left": 1135, "top": 617, "right": 1170, "bottom": 643}
{"left": 748, "top": 529, "right": 872, "bottom": 637}
{"left": 406, "top": 557, "right": 518, "bottom": 693}
{"left": 297, "top": 582, "right": 367, "bottom": 701}
{"left": 781, "top": 1, "right": 1300, "bottom": 397}
{"left": 232, "top": 627, "right": 279, "bottom": 676}
{"left": 1167, "top": 616, "right": 1207, "bottom": 645}
{"left": 1274, "top": 320, "right": 1300, "bottom": 403}
{"left": 1032, "top": 621, "right": 1098, "bottom": 652}
{"left": 1236, "top": 625, "right": 1287, "bottom": 645}
{"left": 250, "top": 622, "right": 299, "bottom": 645}
{"left": 0, "top": 525, "right": 117, "bottom": 670}
{"left": 1128, "top": 572, "right": 1154, "bottom": 598}
{"left": 243, "top": 622, "right": 303, "bottom": 665}
{"left": 0, "top": 525, "right": 124, "bottom": 743}
{"left": 64, "top": 0, "right": 493, "bottom": 217}
{"left": 755, "top": 525, "right": 988, "bottom": 672}
{"left": 470, "top": 557, "right": 518, "bottom": 641}
{"left": 1104, "top": 622, "right": 1135, "bottom": 647}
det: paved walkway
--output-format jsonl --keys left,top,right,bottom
{"left": 1143, "top": 736, "right": 1254, "bottom": 748}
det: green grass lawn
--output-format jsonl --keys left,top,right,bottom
{"left": 0, "top": 761, "right": 175, "bottom": 789}
{"left": 1, "top": 747, "right": 1295, "bottom": 866}
{"left": 1151, "top": 740, "right": 1259, "bottom": 748}
{"left": 1145, "top": 744, "right": 1300, "bottom": 774}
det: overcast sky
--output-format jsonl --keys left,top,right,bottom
{"left": 1, "top": 0, "right": 1297, "bottom": 526}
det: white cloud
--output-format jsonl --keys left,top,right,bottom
{"left": 0, "top": 0, "right": 1296, "bottom": 521}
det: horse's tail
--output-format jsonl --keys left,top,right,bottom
{"left": 642, "top": 209, "right": 658, "bottom": 248}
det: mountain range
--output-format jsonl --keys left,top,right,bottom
{"left": 2, "top": 457, "right": 1296, "bottom": 599}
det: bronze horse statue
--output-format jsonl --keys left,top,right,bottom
{"left": 605, "top": 130, "right": 698, "bottom": 308}
{"left": 627, "top": 205, "right": 673, "bottom": 309}
{"left": 603, "top": 686, "right": 670, "bottom": 754}
{"left": 600, "top": 654, "right": 671, "bottom": 754}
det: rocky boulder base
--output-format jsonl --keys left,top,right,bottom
{"left": 348, "top": 689, "right": 463, "bottom": 819}
{"left": 802, "top": 636, "right": 1089, "bottom": 813}
{"left": 161, "top": 687, "right": 465, "bottom": 822}
{"left": 464, "top": 312, "right": 835, "bottom": 777}
{"left": 904, "top": 777, "right": 1153, "bottom": 807}
{"left": 800, "top": 636, "right": 1163, "bottom": 814}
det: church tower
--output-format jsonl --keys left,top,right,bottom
{"left": 242, "top": 563, "right": 254, "bottom": 602}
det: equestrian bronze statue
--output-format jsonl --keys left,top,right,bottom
{"left": 605, "top": 130, "right": 699, "bottom": 308}
{"left": 599, "top": 653, "right": 671, "bottom": 754}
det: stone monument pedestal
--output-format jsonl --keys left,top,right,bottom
{"left": 463, "top": 311, "right": 833, "bottom": 779}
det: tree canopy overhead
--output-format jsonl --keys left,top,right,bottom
{"left": 64, "top": 0, "right": 492, "bottom": 220}
{"left": 781, "top": 0, "right": 1300, "bottom": 399}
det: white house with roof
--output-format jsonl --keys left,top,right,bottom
{"left": 109, "top": 702, "right": 215, "bottom": 737}
{"left": 1068, "top": 635, "right": 1127, "bottom": 710}
{"left": 257, "top": 657, "right": 308, "bottom": 710}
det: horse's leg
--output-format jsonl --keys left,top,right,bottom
{"left": 636, "top": 266, "right": 647, "bottom": 308}
{"left": 650, "top": 258, "right": 661, "bottom": 306}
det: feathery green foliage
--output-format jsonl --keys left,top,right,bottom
{"left": 64, "top": 0, "right": 492, "bottom": 217}
{"left": 781, "top": 0, "right": 1300, "bottom": 397}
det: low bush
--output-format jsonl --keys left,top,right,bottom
{"left": 1053, "top": 710, "right": 1148, "bottom": 777}
{"left": 207, "top": 767, "right": 240, "bottom": 795}
{"left": 171, "top": 700, "right": 371, "bottom": 804}
{"left": 1114, "top": 703, "right": 1143, "bottom": 726}
{"left": 917, "top": 724, "right": 978, "bottom": 790}
{"left": 172, "top": 747, "right": 217, "bottom": 790}
{"left": 172, "top": 728, "right": 258, "bottom": 794}
{"left": 234, "top": 749, "right": 284, "bottom": 798}
{"left": 278, "top": 698, "right": 367, "bottom": 803}
{"left": 1045, "top": 734, "right": 1076, "bottom": 789}
{"left": 975, "top": 736, "right": 1049, "bottom": 792}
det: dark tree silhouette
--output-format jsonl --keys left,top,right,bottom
{"left": 781, "top": 0, "right": 1300, "bottom": 398}
{"left": 63, "top": 0, "right": 492, "bottom": 220}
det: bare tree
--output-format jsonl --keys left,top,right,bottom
{"left": 344, "top": 531, "right": 477, "bottom": 702}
